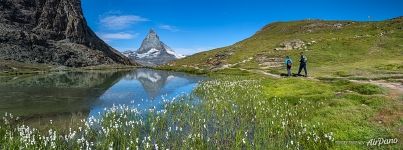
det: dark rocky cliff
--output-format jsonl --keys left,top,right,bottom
{"left": 0, "top": 0, "right": 133, "bottom": 67}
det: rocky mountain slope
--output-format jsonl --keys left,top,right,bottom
{"left": 168, "top": 17, "right": 403, "bottom": 77}
{"left": 0, "top": 0, "right": 133, "bottom": 67}
{"left": 123, "top": 30, "right": 184, "bottom": 66}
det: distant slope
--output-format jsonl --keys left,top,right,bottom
{"left": 169, "top": 17, "right": 403, "bottom": 77}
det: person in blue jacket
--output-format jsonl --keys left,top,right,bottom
{"left": 285, "top": 56, "right": 293, "bottom": 77}
{"left": 297, "top": 52, "right": 308, "bottom": 77}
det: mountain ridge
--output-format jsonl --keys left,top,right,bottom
{"left": 0, "top": 0, "right": 133, "bottom": 67}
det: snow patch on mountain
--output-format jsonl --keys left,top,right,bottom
{"left": 164, "top": 44, "right": 186, "bottom": 59}
{"left": 136, "top": 48, "right": 161, "bottom": 58}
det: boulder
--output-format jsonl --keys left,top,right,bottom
{"left": 274, "top": 39, "right": 306, "bottom": 50}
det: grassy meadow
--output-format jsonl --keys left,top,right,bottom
{"left": 156, "top": 17, "right": 403, "bottom": 149}
{"left": 167, "top": 18, "right": 403, "bottom": 78}
{"left": 0, "top": 72, "right": 401, "bottom": 149}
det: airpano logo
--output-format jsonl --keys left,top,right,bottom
{"left": 367, "top": 138, "right": 398, "bottom": 146}
{"left": 336, "top": 138, "right": 399, "bottom": 147}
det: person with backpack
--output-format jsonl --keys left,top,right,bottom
{"left": 285, "top": 56, "right": 293, "bottom": 77}
{"left": 297, "top": 52, "right": 308, "bottom": 77}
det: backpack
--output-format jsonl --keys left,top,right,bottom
{"left": 287, "top": 60, "right": 292, "bottom": 67}
{"left": 303, "top": 56, "right": 308, "bottom": 63}
{"left": 301, "top": 56, "right": 308, "bottom": 63}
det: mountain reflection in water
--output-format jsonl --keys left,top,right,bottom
{"left": 0, "top": 69, "right": 205, "bottom": 120}
{"left": 90, "top": 68, "right": 204, "bottom": 117}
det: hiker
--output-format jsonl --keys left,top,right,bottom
{"left": 285, "top": 56, "right": 293, "bottom": 77}
{"left": 297, "top": 52, "right": 308, "bottom": 77}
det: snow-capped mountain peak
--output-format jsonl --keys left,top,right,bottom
{"left": 123, "top": 29, "right": 185, "bottom": 66}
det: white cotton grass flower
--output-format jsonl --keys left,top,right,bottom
{"left": 0, "top": 78, "right": 335, "bottom": 149}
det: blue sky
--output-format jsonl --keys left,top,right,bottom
{"left": 82, "top": 0, "right": 403, "bottom": 55}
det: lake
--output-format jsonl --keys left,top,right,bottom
{"left": 0, "top": 68, "right": 205, "bottom": 126}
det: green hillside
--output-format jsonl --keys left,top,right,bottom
{"left": 160, "top": 18, "right": 403, "bottom": 149}
{"left": 167, "top": 17, "right": 403, "bottom": 78}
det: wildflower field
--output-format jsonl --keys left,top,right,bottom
{"left": 0, "top": 74, "right": 401, "bottom": 149}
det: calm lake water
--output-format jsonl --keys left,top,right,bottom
{"left": 0, "top": 69, "right": 205, "bottom": 120}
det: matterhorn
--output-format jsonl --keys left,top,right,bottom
{"left": 123, "top": 30, "right": 184, "bottom": 66}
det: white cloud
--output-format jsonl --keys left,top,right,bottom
{"left": 100, "top": 15, "right": 149, "bottom": 29}
{"left": 97, "top": 32, "right": 139, "bottom": 41}
{"left": 159, "top": 24, "right": 180, "bottom": 32}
